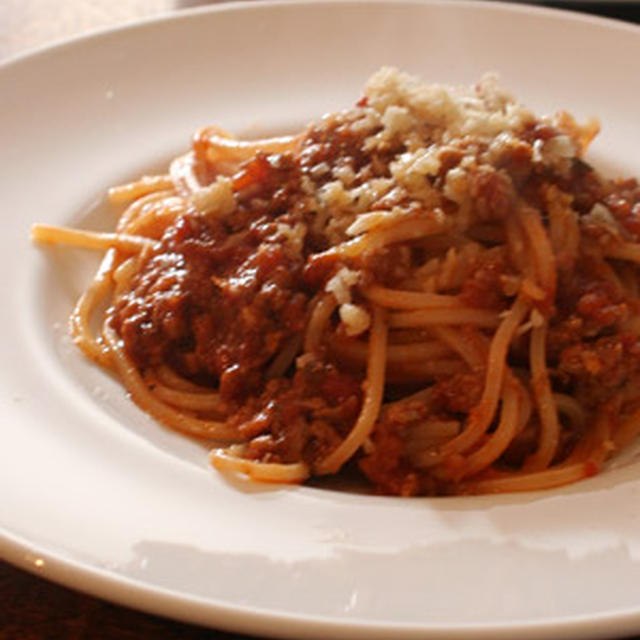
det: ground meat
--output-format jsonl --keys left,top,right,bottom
{"left": 575, "top": 284, "right": 628, "bottom": 332}
{"left": 546, "top": 316, "right": 585, "bottom": 360}
{"left": 298, "top": 114, "right": 381, "bottom": 186}
{"left": 459, "top": 248, "right": 511, "bottom": 310}
{"left": 438, "top": 147, "right": 465, "bottom": 174}
{"left": 113, "top": 201, "right": 309, "bottom": 402}
{"left": 490, "top": 137, "right": 534, "bottom": 186}
{"left": 230, "top": 153, "right": 304, "bottom": 228}
{"left": 430, "top": 372, "right": 485, "bottom": 414}
{"left": 298, "top": 110, "right": 404, "bottom": 186}
{"left": 605, "top": 178, "right": 640, "bottom": 240}
{"left": 358, "top": 422, "right": 419, "bottom": 496}
{"left": 522, "top": 121, "right": 558, "bottom": 145}
{"left": 555, "top": 158, "right": 606, "bottom": 215}
{"left": 555, "top": 260, "right": 628, "bottom": 337}
{"left": 360, "top": 245, "right": 413, "bottom": 287}
{"left": 558, "top": 334, "right": 640, "bottom": 404}
{"left": 468, "top": 166, "right": 516, "bottom": 222}
{"left": 228, "top": 360, "right": 362, "bottom": 465}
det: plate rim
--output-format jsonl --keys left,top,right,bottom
{"left": 1, "top": 0, "right": 639, "bottom": 71}
{"left": 3, "top": 1, "right": 640, "bottom": 638}
{"left": 5, "top": 526, "right": 640, "bottom": 640}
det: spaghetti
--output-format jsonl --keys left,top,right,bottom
{"left": 32, "top": 68, "right": 640, "bottom": 495}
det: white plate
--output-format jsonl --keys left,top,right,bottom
{"left": 3, "top": 1, "right": 640, "bottom": 638}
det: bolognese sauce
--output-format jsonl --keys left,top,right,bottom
{"left": 32, "top": 68, "right": 640, "bottom": 495}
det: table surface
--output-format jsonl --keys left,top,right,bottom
{"left": 2, "top": 1, "right": 640, "bottom": 639}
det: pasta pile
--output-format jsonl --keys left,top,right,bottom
{"left": 33, "top": 69, "right": 640, "bottom": 495}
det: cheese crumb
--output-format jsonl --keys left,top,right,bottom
{"left": 326, "top": 267, "right": 361, "bottom": 304}
{"left": 191, "top": 176, "right": 236, "bottom": 218}
{"left": 340, "top": 303, "right": 371, "bottom": 336}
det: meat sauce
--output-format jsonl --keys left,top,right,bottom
{"left": 113, "top": 156, "right": 309, "bottom": 402}
{"left": 111, "top": 118, "right": 384, "bottom": 470}
{"left": 111, "top": 106, "right": 640, "bottom": 494}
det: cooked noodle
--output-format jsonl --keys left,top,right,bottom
{"left": 31, "top": 68, "right": 640, "bottom": 495}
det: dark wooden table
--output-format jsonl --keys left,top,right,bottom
{"left": 1, "top": 1, "right": 639, "bottom": 638}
